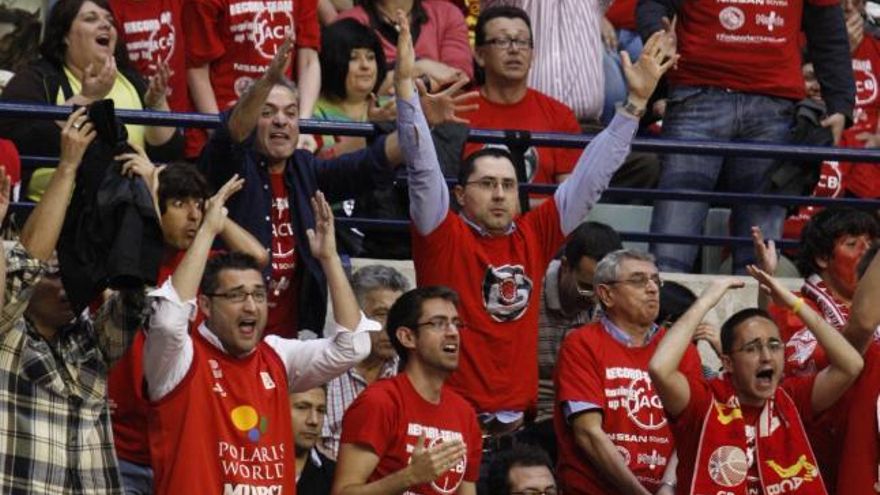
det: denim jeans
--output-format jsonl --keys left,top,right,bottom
{"left": 118, "top": 458, "right": 154, "bottom": 495}
{"left": 649, "top": 86, "right": 794, "bottom": 273}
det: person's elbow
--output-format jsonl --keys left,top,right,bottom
{"left": 648, "top": 357, "right": 669, "bottom": 386}
{"left": 839, "top": 351, "right": 864, "bottom": 380}
{"left": 571, "top": 419, "right": 605, "bottom": 459}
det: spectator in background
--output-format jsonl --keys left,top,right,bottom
{"left": 487, "top": 445, "right": 558, "bottom": 495}
{"left": 321, "top": 264, "right": 410, "bottom": 459}
{"left": 640, "top": 0, "right": 855, "bottom": 274}
{"left": 292, "top": 387, "right": 336, "bottom": 494}
{"left": 333, "top": 286, "right": 483, "bottom": 495}
{"left": 554, "top": 250, "right": 699, "bottom": 494}
{"left": 107, "top": 161, "right": 267, "bottom": 495}
{"left": 753, "top": 208, "right": 879, "bottom": 375}
{"left": 336, "top": 0, "right": 473, "bottom": 87}
{"left": 528, "top": 221, "right": 622, "bottom": 462}
{"left": 0, "top": 0, "right": 183, "bottom": 196}
{"left": 110, "top": 0, "right": 201, "bottom": 158}
{"left": 481, "top": 0, "right": 627, "bottom": 125}
{"left": 183, "top": 0, "right": 321, "bottom": 152}
{"left": 0, "top": 108, "right": 144, "bottom": 494}
{"left": 145, "top": 189, "right": 379, "bottom": 494}
{"left": 649, "top": 269, "right": 864, "bottom": 495}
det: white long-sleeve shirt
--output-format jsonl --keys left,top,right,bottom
{"left": 144, "top": 279, "right": 380, "bottom": 401}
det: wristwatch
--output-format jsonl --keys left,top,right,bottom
{"left": 621, "top": 99, "right": 646, "bottom": 118}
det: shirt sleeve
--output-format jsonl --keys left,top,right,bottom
{"left": 143, "top": 279, "right": 196, "bottom": 401}
{"left": 781, "top": 374, "right": 819, "bottom": 422}
{"left": 556, "top": 330, "right": 605, "bottom": 420}
{"left": 294, "top": 0, "right": 321, "bottom": 50}
{"left": 264, "top": 313, "right": 380, "bottom": 391}
{"left": 183, "top": 0, "right": 226, "bottom": 67}
{"left": 398, "top": 93, "right": 449, "bottom": 235}
{"left": 552, "top": 106, "right": 587, "bottom": 178}
{"left": 92, "top": 288, "right": 146, "bottom": 367}
{"left": 339, "top": 385, "right": 398, "bottom": 457}
{"left": 464, "top": 410, "right": 483, "bottom": 482}
{"left": 553, "top": 110, "right": 638, "bottom": 235}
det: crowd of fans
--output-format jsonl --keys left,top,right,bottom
{"left": 0, "top": 0, "right": 876, "bottom": 494}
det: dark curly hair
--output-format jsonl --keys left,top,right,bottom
{"left": 796, "top": 207, "right": 879, "bottom": 277}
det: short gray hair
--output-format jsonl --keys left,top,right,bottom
{"left": 593, "top": 249, "right": 656, "bottom": 288}
{"left": 351, "top": 265, "right": 411, "bottom": 306}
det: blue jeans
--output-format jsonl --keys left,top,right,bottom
{"left": 118, "top": 458, "right": 153, "bottom": 495}
{"left": 649, "top": 86, "right": 794, "bottom": 273}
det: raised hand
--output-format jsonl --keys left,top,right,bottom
{"left": 393, "top": 10, "right": 416, "bottom": 99}
{"left": 59, "top": 106, "right": 97, "bottom": 169}
{"left": 144, "top": 61, "right": 171, "bottom": 109}
{"left": 698, "top": 277, "right": 746, "bottom": 308}
{"left": 747, "top": 264, "right": 797, "bottom": 308}
{"left": 306, "top": 191, "right": 337, "bottom": 262}
{"left": 367, "top": 93, "right": 397, "bottom": 122}
{"left": 417, "top": 76, "right": 480, "bottom": 126}
{"left": 265, "top": 36, "right": 294, "bottom": 85}
{"left": 203, "top": 174, "right": 244, "bottom": 235}
{"left": 81, "top": 56, "right": 117, "bottom": 101}
{"left": 751, "top": 226, "right": 778, "bottom": 275}
{"left": 622, "top": 23, "right": 679, "bottom": 106}
{"left": 406, "top": 432, "right": 467, "bottom": 487}
{"left": 693, "top": 322, "right": 722, "bottom": 356}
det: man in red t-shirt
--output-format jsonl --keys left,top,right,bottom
{"left": 107, "top": 161, "right": 268, "bottom": 493}
{"left": 461, "top": 6, "right": 581, "bottom": 186}
{"left": 184, "top": 0, "right": 321, "bottom": 152}
{"left": 649, "top": 269, "right": 864, "bottom": 495}
{"left": 334, "top": 286, "right": 483, "bottom": 495}
{"left": 554, "top": 249, "right": 702, "bottom": 494}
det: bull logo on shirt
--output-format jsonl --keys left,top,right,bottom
{"left": 719, "top": 6, "right": 746, "bottom": 30}
{"left": 481, "top": 264, "right": 532, "bottom": 322}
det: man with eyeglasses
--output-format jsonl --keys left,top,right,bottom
{"left": 648, "top": 267, "right": 864, "bottom": 495}
{"left": 401, "top": 0, "right": 677, "bottom": 450}
{"left": 487, "top": 444, "right": 559, "bottom": 495}
{"left": 459, "top": 5, "right": 584, "bottom": 188}
{"left": 525, "top": 221, "right": 622, "bottom": 462}
{"left": 333, "top": 286, "right": 483, "bottom": 495}
{"left": 554, "top": 249, "right": 701, "bottom": 494}
{"left": 144, "top": 187, "right": 379, "bottom": 494}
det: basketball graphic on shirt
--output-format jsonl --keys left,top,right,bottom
{"left": 230, "top": 405, "right": 268, "bottom": 442}
{"left": 426, "top": 437, "right": 467, "bottom": 494}
{"left": 708, "top": 446, "right": 749, "bottom": 487}
{"left": 719, "top": 6, "right": 745, "bottom": 31}
{"left": 481, "top": 264, "right": 533, "bottom": 322}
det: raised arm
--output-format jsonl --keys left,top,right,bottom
{"left": 845, "top": 246, "right": 880, "bottom": 354}
{"left": 649, "top": 278, "right": 744, "bottom": 417}
{"left": 554, "top": 29, "right": 677, "bottom": 235}
{"left": 308, "top": 191, "right": 358, "bottom": 330}
{"left": 747, "top": 265, "right": 864, "bottom": 413}
{"left": 21, "top": 108, "right": 94, "bottom": 260}
{"left": 394, "top": 11, "right": 449, "bottom": 235}
{"left": 144, "top": 175, "right": 244, "bottom": 401}
{"left": 751, "top": 226, "right": 777, "bottom": 310}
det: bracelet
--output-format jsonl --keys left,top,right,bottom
{"left": 790, "top": 297, "right": 804, "bottom": 313}
{"left": 621, "top": 99, "right": 646, "bottom": 118}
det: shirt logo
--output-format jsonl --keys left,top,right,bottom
{"left": 719, "top": 6, "right": 746, "bottom": 30}
{"left": 708, "top": 445, "right": 749, "bottom": 487}
{"left": 230, "top": 404, "right": 268, "bottom": 442}
{"left": 481, "top": 264, "right": 532, "bottom": 322}
{"left": 260, "top": 371, "right": 276, "bottom": 390}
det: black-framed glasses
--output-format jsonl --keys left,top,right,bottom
{"left": 605, "top": 274, "right": 663, "bottom": 289}
{"left": 416, "top": 317, "right": 466, "bottom": 332}
{"left": 465, "top": 177, "right": 518, "bottom": 192}
{"left": 733, "top": 338, "right": 784, "bottom": 356}
{"left": 204, "top": 289, "right": 268, "bottom": 304}
{"left": 483, "top": 37, "right": 533, "bottom": 50}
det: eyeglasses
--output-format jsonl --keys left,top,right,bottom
{"left": 416, "top": 317, "right": 466, "bottom": 332}
{"left": 205, "top": 289, "right": 268, "bottom": 303}
{"left": 465, "top": 177, "right": 518, "bottom": 192}
{"left": 483, "top": 37, "right": 533, "bottom": 50}
{"left": 605, "top": 274, "right": 663, "bottom": 289}
{"left": 511, "top": 489, "right": 558, "bottom": 495}
{"left": 733, "top": 338, "right": 784, "bottom": 356}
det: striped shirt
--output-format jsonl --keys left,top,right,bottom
{"left": 320, "top": 357, "right": 399, "bottom": 459}
{"left": 482, "top": 0, "right": 609, "bottom": 121}
{"left": 0, "top": 243, "right": 142, "bottom": 494}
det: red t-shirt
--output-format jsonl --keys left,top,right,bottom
{"left": 671, "top": 374, "right": 816, "bottom": 495}
{"left": 149, "top": 334, "right": 294, "bottom": 495}
{"left": 553, "top": 322, "right": 703, "bottom": 494}
{"left": 671, "top": 0, "right": 836, "bottom": 99}
{"left": 460, "top": 89, "right": 583, "bottom": 185}
{"left": 266, "top": 172, "right": 298, "bottom": 338}
{"left": 606, "top": 0, "right": 637, "bottom": 31}
{"left": 183, "top": 0, "right": 320, "bottom": 110}
{"left": 842, "top": 35, "right": 880, "bottom": 198}
{"left": 412, "top": 201, "right": 566, "bottom": 413}
{"left": 834, "top": 343, "right": 880, "bottom": 494}
{"left": 340, "top": 373, "right": 483, "bottom": 494}
{"left": 0, "top": 138, "right": 21, "bottom": 199}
